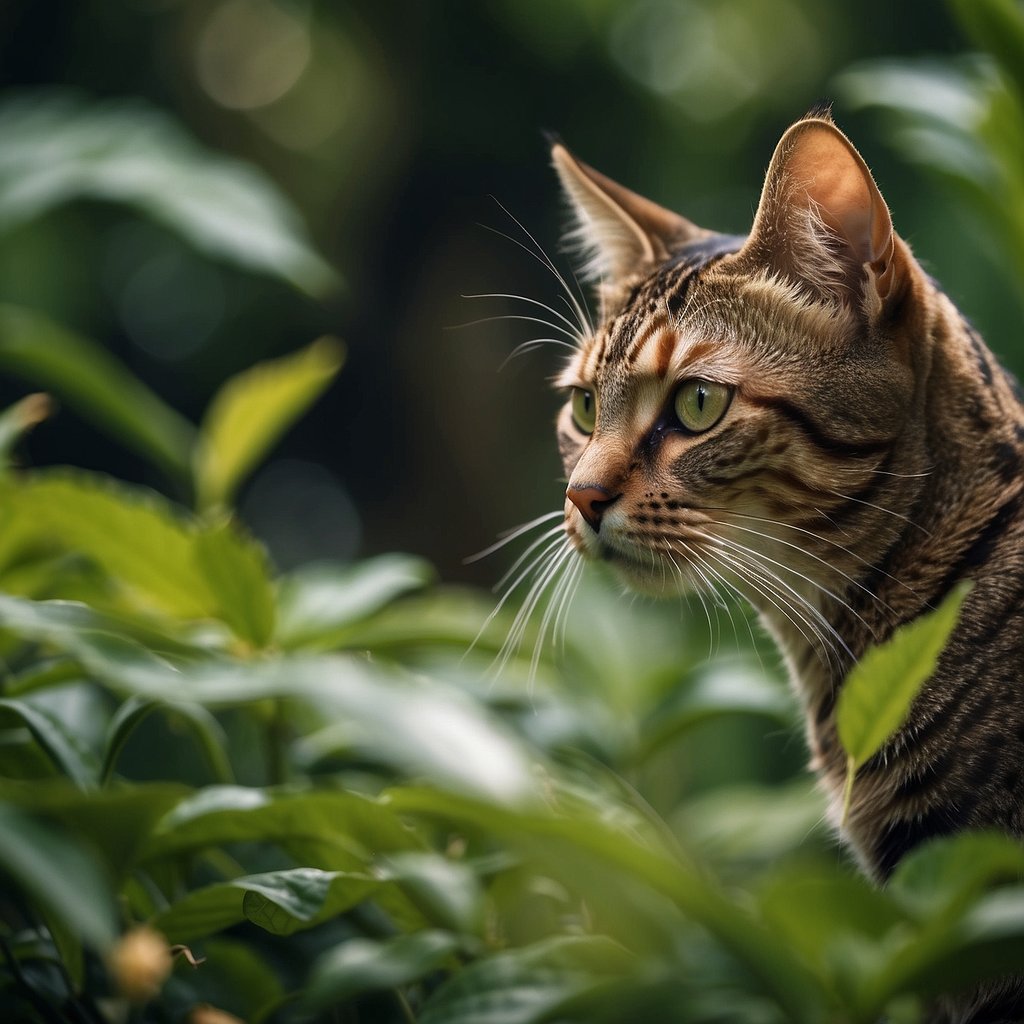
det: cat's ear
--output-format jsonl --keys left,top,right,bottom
{"left": 551, "top": 142, "right": 710, "bottom": 286}
{"left": 741, "top": 116, "right": 906, "bottom": 312}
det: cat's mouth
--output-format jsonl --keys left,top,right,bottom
{"left": 574, "top": 528, "right": 695, "bottom": 597}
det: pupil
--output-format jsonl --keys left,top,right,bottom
{"left": 696, "top": 385, "right": 705, "bottom": 411}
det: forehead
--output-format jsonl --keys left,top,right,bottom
{"left": 560, "top": 233, "right": 747, "bottom": 396}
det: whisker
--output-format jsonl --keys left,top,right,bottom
{"left": 502, "top": 338, "right": 577, "bottom": 369}
{"left": 824, "top": 487, "right": 933, "bottom": 537}
{"left": 712, "top": 509, "right": 918, "bottom": 597}
{"left": 465, "top": 509, "right": 564, "bottom": 564}
{"left": 468, "top": 533, "right": 565, "bottom": 658}
{"left": 482, "top": 203, "right": 594, "bottom": 337}
{"left": 451, "top": 312, "right": 582, "bottom": 343}
{"left": 463, "top": 291, "right": 585, "bottom": 341}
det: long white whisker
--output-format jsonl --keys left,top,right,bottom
{"left": 452, "top": 312, "right": 582, "bottom": 343}
{"left": 482, "top": 204, "right": 594, "bottom": 337}
{"left": 463, "top": 292, "right": 585, "bottom": 341}
{"left": 466, "top": 510, "right": 564, "bottom": 564}
{"left": 468, "top": 533, "right": 565, "bottom": 659}
{"left": 494, "top": 525, "right": 566, "bottom": 592}
{"left": 697, "top": 531, "right": 854, "bottom": 665}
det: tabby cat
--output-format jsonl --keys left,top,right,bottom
{"left": 546, "top": 114, "right": 1024, "bottom": 1021}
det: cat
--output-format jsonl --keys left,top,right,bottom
{"left": 546, "top": 113, "right": 1024, "bottom": 1022}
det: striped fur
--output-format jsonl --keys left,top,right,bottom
{"left": 550, "top": 116, "right": 1024, "bottom": 1018}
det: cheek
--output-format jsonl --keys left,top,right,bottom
{"left": 557, "top": 425, "right": 585, "bottom": 475}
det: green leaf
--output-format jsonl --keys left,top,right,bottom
{"left": 0, "top": 305, "right": 195, "bottom": 484}
{"left": 638, "top": 661, "right": 793, "bottom": 761}
{"left": 3, "top": 471, "right": 213, "bottom": 618}
{"left": 0, "top": 780, "right": 187, "bottom": 879}
{"left": 193, "top": 518, "right": 277, "bottom": 647}
{"left": 381, "top": 852, "right": 485, "bottom": 936}
{"left": 418, "top": 936, "right": 633, "bottom": 1024}
{"left": 837, "top": 583, "right": 971, "bottom": 819}
{"left": 100, "top": 696, "right": 233, "bottom": 786}
{"left": 2, "top": 471, "right": 276, "bottom": 643}
{"left": 0, "top": 802, "right": 117, "bottom": 949}
{"left": 305, "top": 931, "right": 461, "bottom": 1012}
{"left": 0, "top": 696, "right": 98, "bottom": 788}
{"left": 142, "top": 786, "right": 422, "bottom": 866}
{"left": 386, "top": 788, "right": 823, "bottom": 1022}
{"left": 0, "top": 91, "right": 339, "bottom": 296}
{"left": 889, "top": 831, "right": 1024, "bottom": 922}
{"left": 195, "top": 337, "right": 344, "bottom": 511}
{"left": 153, "top": 868, "right": 381, "bottom": 942}
{"left": 949, "top": 0, "right": 1024, "bottom": 104}
{"left": 275, "top": 553, "right": 435, "bottom": 650}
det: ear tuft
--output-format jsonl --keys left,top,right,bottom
{"left": 551, "top": 143, "right": 709, "bottom": 288}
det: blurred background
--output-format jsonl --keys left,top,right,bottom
{"left": 1, "top": 0, "right": 1021, "bottom": 586}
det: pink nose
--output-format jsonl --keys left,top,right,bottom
{"left": 567, "top": 484, "right": 619, "bottom": 532}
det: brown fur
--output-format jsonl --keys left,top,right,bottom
{"left": 550, "top": 116, "right": 1024, "bottom": 1022}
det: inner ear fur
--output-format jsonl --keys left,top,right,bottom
{"left": 740, "top": 116, "right": 906, "bottom": 311}
{"left": 551, "top": 143, "right": 711, "bottom": 288}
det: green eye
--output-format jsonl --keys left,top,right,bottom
{"left": 674, "top": 379, "right": 732, "bottom": 433}
{"left": 571, "top": 388, "right": 597, "bottom": 434}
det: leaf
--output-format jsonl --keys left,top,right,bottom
{"left": 837, "top": 583, "right": 971, "bottom": 821}
{"left": 0, "top": 696, "right": 98, "bottom": 788}
{"left": 0, "top": 780, "right": 188, "bottom": 879}
{"left": 381, "top": 852, "right": 485, "bottom": 936}
{"left": 305, "top": 931, "right": 461, "bottom": 1012}
{"left": 195, "top": 337, "right": 344, "bottom": 511}
{"left": 386, "top": 788, "right": 823, "bottom": 1022}
{"left": 2, "top": 471, "right": 277, "bottom": 643}
{"left": 418, "top": 936, "right": 633, "bottom": 1024}
{"left": 638, "top": 661, "right": 793, "bottom": 760}
{"left": 0, "top": 802, "right": 117, "bottom": 949}
{"left": 193, "top": 518, "right": 277, "bottom": 647}
{"left": 142, "top": 786, "right": 422, "bottom": 866}
{"left": 275, "top": 554, "right": 435, "bottom": 650}
{"left": 100, "top": 696, "right": 233, "bottom": 786}
{"left": 889, "top": 831, "right": 1024, "bottom": 922}
{"left": 152, "top": 868, "right": 381, "bottom": 942}
{"left": 0, "top": 91, "right": 339, "bottom": 296}
{"left": 3, "top": 471, "right": 213, "bottom": 618}
{"left": 949, "top": 0, "right": 1024, "bottom": 104}
{"left": 0, "top": 305, "right": 196, "bottom": 484}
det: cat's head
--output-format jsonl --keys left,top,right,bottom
{"left": 552, "top": 115, "right": 922, "bottom": 606}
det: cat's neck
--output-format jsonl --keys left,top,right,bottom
{"left": 763, "top": 285, "right": 1024, "bottom": 708}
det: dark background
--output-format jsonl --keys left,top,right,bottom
{"left": 1, "top": 0, "right": 1017, "bottom": 586}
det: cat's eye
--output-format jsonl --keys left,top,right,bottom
{"left": 674, "top": 379, "right": 732, "bottom": 433}
{"left": 570, "top": 388, "right": 597, "bottom": 434}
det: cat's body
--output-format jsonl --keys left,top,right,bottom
{"left": 547, "top": 115, "right": 1024, "bottom": 1021}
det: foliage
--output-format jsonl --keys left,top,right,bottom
{"left": 3, "top": 1, "right": 1024, "bottom": 1021}
{"left": 1, "top": 260, "right": 1022, "bottom": 1024}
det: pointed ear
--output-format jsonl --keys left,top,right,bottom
{"left": 551, "top": 142, "right": 710, "bottom": 286}
{"left": 740, "top": 117, "right": 906, "bottom": 312}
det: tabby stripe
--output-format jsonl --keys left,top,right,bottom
{"left": 892, "top": 746, "right": 956, "bottom": 801}
{"left": 745, "top": 395, "right": 894, "bottom": 458}
{"left": 623, "top": 319, "right": 663, "bottom": 365}
{"left": 926, "top": 490, "right": 1024, "bottom": 608}
{"left": 653, "top": 327, "right": 677, "bottom": 378}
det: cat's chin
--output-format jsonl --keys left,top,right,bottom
{"left": 594, "top": 541, "right": 692, "bottom": 599}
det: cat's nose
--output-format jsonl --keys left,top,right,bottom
{"left": 567, "top": 484, "right": 620, "bottom": 532}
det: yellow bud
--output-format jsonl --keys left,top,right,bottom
{"left": 108, "top": 926, "right": 173, "bottom": 1004}
{"left": 189, "top": 1005, "right": 245, "bottom": 1024}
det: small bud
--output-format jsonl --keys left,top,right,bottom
{"left": 108, "top": 926, "right": 173, "bottom": 1003}
{"left": 189, "top": 1005, "right": 245, "bottom": 1024}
